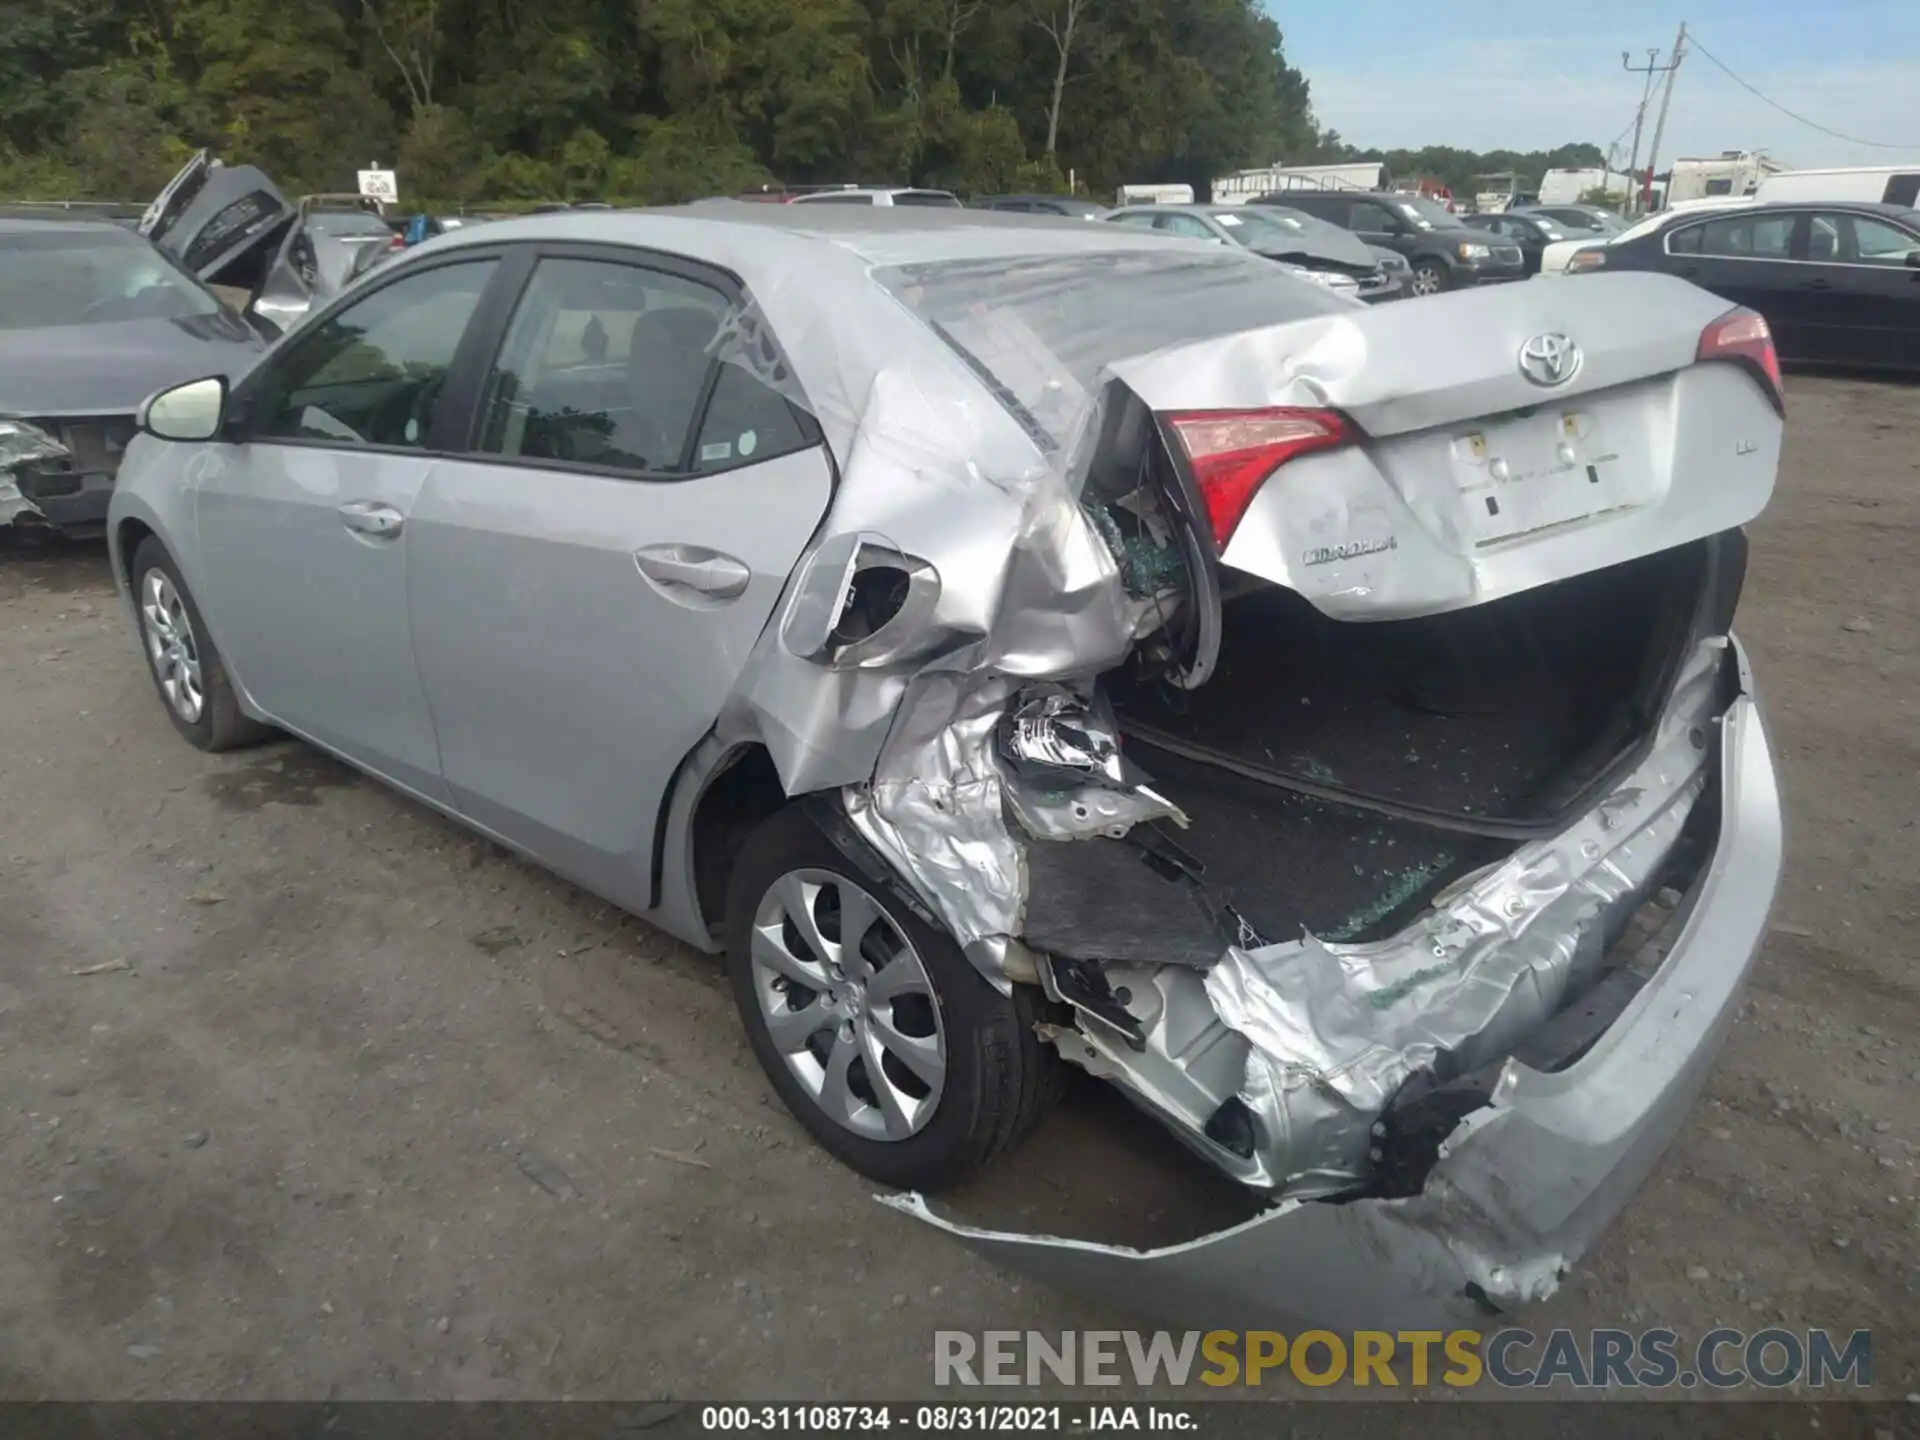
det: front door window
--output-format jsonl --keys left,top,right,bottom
{"left": 250, "top": 259, "right": 498, "bottom": 448}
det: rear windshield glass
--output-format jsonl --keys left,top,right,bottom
{"left": 308, "top": 210, "right": 392, "bottom": 238}
{"left": 876, "top": 249, "right": 1352, "bottom": 446}
{"left": 0, "top": 227, "right": 221, "bottom": 329}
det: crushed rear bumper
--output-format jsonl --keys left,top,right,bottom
{"left": 883, "top": 643, "right": 1780, "bottom": 1329}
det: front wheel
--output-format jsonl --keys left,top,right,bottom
{"left": 130, "top": 538, "right": 271, "bottom": 752}
{"left": 725, "top": 808, "right": 1059, "bottom": 1189}
{"left": 1410, "top": 260, "right": 1450, "bottom": 296}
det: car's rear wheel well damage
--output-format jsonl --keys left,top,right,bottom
{"left": 690, "top": 743, "right": 788, "bottom": 936}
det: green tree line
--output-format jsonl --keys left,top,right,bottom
{"left": 0, "top": 0, "right": 1607, "bottom": 207}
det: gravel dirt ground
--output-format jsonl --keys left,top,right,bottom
{"left": 0, "top": 375, "right": 1915, "bottom": 1409}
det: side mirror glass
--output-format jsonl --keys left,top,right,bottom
{"left": 141, "top": 376, "right": 228, "bottom": 442}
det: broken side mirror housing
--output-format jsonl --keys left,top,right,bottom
{"left": 140, "top": 376, "right": 228, "bottom": 443}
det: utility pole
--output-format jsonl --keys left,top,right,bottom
{"left": 1641, "top": 22, "right": 1687, "bottom": 216}
{"left": 1621, "top": 48, "right": 1662, "bottom": 214}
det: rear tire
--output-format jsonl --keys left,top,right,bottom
{"left": 725, "top": 807, "right": 1059, "bottom": 1189}
{"left": 130, "top": 537, "right": 271, "bottom": 752}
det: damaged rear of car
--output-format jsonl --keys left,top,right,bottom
{"left": 108, "top": 205, "right": 1783, "bottom": 1328}
{"left": 717, "top": 233, "right": 1783, "bottom": 1325}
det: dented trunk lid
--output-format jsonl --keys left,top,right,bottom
{"left": 1116, "top": 272, "right": 1782, "bottom": 620}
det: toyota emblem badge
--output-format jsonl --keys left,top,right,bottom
{"left": 1518, "top": 332, "right": 1582, "bottom": 387}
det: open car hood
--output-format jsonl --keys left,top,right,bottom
{"left": 1246, "top": 212, "right": 1380, "bottom": 272}
{"left": 144, "top": 157, "right": 295, "bottom": 286}
{"left": 138, "top": 148, "right": 212, "bottom": 243}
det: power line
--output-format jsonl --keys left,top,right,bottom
{"left": 1685, "top": 31, "right": 1920, "bottom": 151}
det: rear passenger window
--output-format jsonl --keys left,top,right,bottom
{"left": 691, "top": 361, "right": 809, "bottom": 472}
{"left": 1282, "top": 196, "right": 1338, "bottom": 224}
{"left": 477, "top": 258, "right": 728, "bottom": 474}
{"left": 475, "top": 256, "right": 811, "bottom": 477}
{"left": 1691, "top": 214, "right": 1795, "bottom": 259}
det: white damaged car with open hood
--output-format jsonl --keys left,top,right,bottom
{"left": 106, "top": 201, "right": 1785, "bottom": 1329}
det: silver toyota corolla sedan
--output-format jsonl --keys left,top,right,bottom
{"left": 107, "top": 202, "right": 1785, "bottom": 1329}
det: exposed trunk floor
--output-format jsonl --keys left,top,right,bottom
{"left": 1020, "top": 744, "right": 1510, "bottom": 966}
{"left": 1108, "top": 561, "right": 1682, "bottom": 822}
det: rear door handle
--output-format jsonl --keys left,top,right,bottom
{"left": 634, "top": 544, "right": 751, "bottom": 600}
{"left": 337, "top": 500, "right": 405, "bottom": 538}
{"left": 1801, "top": 278, "right": 1834, "bottom": 291}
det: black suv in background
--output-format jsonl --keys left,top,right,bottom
{"left": 1257, "top": 190, "right": 1528, "bottom": 295}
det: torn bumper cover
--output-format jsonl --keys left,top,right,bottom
{"left": 883, "top": 650, "right": 1780, "bottom": 1329}
{"left": 1, "top": 419, "right": 72, "bottom": 527}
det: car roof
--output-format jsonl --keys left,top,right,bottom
{"left": 425, "top": 200, "right": 1179, "bottom": 269}
{"left": 1653, "top": 199, "right": 1918, "bottom": 224}
{"left": 796, "top": 186, "right": 955, "bottom": 197}
{"left": 0, "top": 215, "right": 139, "bottom": 237}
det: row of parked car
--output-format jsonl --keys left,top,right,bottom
{"left": 969, "top": 185, "right": 1919, "bottom": 371}
{"left": 1533, "top": 198, "right": 1920, "bottom": 371}
{"left": 755, "top": 184, "right": 1644, "bottom": 300}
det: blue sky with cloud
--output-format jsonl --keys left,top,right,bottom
{"left": 1269, "top": 1, "right": 1920, "bottom": 169}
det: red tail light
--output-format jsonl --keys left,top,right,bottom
{"left": 1161, "top": 408, "right": 1353, "bottom": 549}
{"left": 1697, "top": 307, "right": 1784, "bottom": 414}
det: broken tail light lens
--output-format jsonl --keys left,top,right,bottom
{"left": 1161, "top": 408, "right": 1352, "bottom": 550}
{"left": 1697, "top": 307, "right": 1785, "bottom": 414}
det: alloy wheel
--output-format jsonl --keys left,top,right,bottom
{"left": 140, "top": 570, "right": 205, "bottom": 724}
{"left": 1411, "top": 265, "right": 1443, "bottom": 296}
{"left": 749, "top": 868, "right": 947, "bottom": 1141}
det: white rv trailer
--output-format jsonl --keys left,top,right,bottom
{"left": 1538, "top": 168, "right": 1633, "bottom": 206}
{"left": 1209, "top": 161, "right": 1388, "bottom": 202}
{"left": 1663, "top": 151, "right": 1786, "bottom": 206}
{"left": 1754, "top": 165, "right": 1920, "bottom": 207}
{"left": 1115, "top": 182, "right": 1194, "bottom": 205}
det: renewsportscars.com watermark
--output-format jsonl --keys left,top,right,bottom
{"left": 934, "top": 1328, "right": 1873, "bottom": 1391}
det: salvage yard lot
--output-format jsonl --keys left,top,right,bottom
{"left": 0, "top": 375, "right": 1915, "bottom": 1402}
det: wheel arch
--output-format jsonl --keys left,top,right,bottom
{"left": 111, "top": 515, "right": 159, "bottom": 594}
{"left": 656, "top": 738, "right": 792, "bottom": 945}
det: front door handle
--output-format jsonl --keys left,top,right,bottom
{"left": 1800, "top": 278, "right": 1833, "bottom": 291}
{"left": 634, "top": 544, "right": 751, "bottom": 601}
{"left": 337, "top": 500, "right": 405, "bottom": 538}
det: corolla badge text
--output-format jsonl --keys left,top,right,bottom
{"left": 1303, "top": 536, "right": 1397, "bottom": 567}
{"left": 1518, "top": 332, "right": 1582, "bottom": 387}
